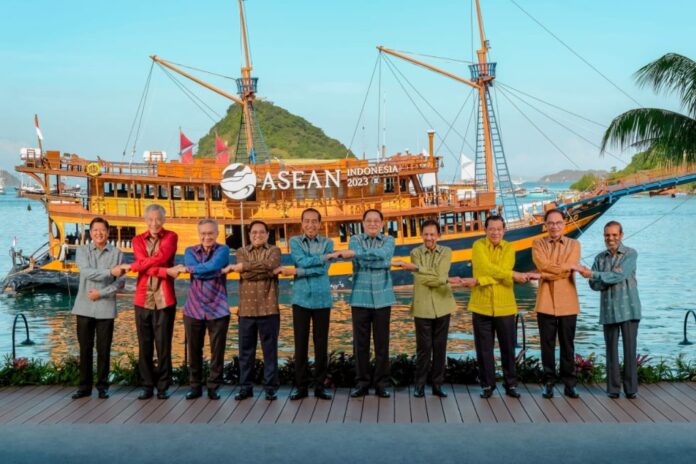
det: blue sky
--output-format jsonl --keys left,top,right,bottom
{"left": 1, "top": 0, "right": 694, "bottom": 180}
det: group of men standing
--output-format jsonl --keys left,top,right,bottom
{"left": 70, "top": 204, "right": 642, "bottom": 402}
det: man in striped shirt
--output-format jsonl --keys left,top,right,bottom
{"left": 169, "top": 219, "right": 230, "bottom": 400}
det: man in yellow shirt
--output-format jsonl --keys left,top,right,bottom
{"left": 469, "top": 215, "right": 539, "bottom": 398}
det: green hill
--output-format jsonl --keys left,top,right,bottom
{"left": 196, "top": 100, "right": 353, "bottom": 160}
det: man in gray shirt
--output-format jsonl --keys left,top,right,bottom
{"left": 71, "top": 217, "right": 125, "bottom": 399}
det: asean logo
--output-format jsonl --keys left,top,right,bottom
{"left": 220, "top": 163, "right": 256, "bottom": 200}
{"left": 86, "top": 162, "right": 101, "bottom": 177}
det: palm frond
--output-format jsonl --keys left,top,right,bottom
{"left": 600, "top": 108, "right": 696, "bottom": 161}
{"left": 635, "top": 53, "right": 696, "bottom": 117}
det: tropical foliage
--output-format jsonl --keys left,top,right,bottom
{"left": 601, "top": 53, "right": 696, "bottom": 163}
{"left": 196, "top": 100, "right": 354, "bottom": 160}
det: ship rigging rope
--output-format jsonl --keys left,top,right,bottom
{"left": 496, "top": 85, "right": 628, "bottom": 166}
{"left": 382, "top": 54, "right": 476, "bottom": 160}
{"left": 435, "top": 89, "right": 476, "bottom": 160}
{"left": 158, "top": 65, "right": 223, "bottom": 123}
{"left": 160, "top": 60, "right": 237, "bottom": 80}
{"left": 452, "top": 101, "right": 478, "bottom": 184}
{"left": 391, "top": 49, "right": 474, "bottom": 65}
{"left": 508, "top": 0, "right": 642, "bottom": 108}
{"left": 122, "top": 61, "right": 155, "bottom": 160}
{"left": 495, "top": 86, "right": 582, "bottom": 169}
{"left": 346, "top": 55, "right": 381, "bottom": 158}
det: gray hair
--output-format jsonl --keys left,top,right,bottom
{"left": 197, "top": 218, "right": 219, "bottom": 230}
{"left": 144, "top": 204, "right": 166, "bottom": 219}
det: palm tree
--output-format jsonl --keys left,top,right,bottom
{"left": 601, "top": 53, "right": 696, "bottom": 162}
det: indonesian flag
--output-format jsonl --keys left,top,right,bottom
{"left": 180, "top": 129, "right": 194, "bottom": 164}
{"left": 215, "top": 132, "right": 229, "bottom": 164}
{"left": 34, "top": 114, "right": 43, "bottom": 141}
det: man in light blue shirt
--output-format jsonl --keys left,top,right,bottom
{"left": 277, "top": 208, "right": 337, "bottom": 401}
{"left": 342, "top": 209, "right": 396, "bottom": 398}
{"left": 585, "top": 220, "right": 642, "bottom": 399}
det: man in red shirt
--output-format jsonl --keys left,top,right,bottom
{"left": 120, "top": 204, "right": 178, "bottom": 400}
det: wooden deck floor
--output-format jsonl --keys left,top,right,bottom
{"left": 1, "top": 383, "right": 696, "bottom": 425}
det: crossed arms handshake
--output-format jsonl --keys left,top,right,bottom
{"left": 273, "top": 250, "right": 355, "bottom": 276}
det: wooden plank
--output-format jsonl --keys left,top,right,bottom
{"left": 439, "top": 385, "right": 462, "bottom": 423}
{"left": 451, "top": 384, "right": 479, "bottom": 422}
{"left": 499, "top": 389, "right": 531, "bottom": 423}
{"left": 258, "top": 389, "right": 289, "bottom": 424}
{"left": 424, "top": 393, "right": 446, "bottom": 424}
{"left": 393, "top": 387, "right": 411, "bottom": 423}
{"left": 666, "top": 383, "right": 696, "bottom": 413}
{"left": 465, "top": 384, "right": 496, "bottom": 423}
{"left": 583, "top": 384, "right": 637, "bottom": 423}
{"left": 0, "top": 387, "right": 24, "bottom": 411}
{"left": 142, "top": 389, "right": 191, "bottom": 424}
{"left": 343, "top": 394, "right": 364, "bottom": 423}
{"left": 191, "top": 387, "right": 237, "bottom": 424}
{"left": 0, "top": 386, "right": 54, "bottom": 422}
{"left": 293, "top": 396, "right": 318, "bottom": 424}
{"left": 377, "top": 390, "right": 395, "bottom": 424}
{"left": 520, "top": 384, "right": 566, "bottom": 423}
{"left": 208, "top": 388, "right": 244, "bottom": 424}
{"left": 552, "top": 385, "right": 599, "bottom": 423}
{"left": 655, "top": 383, "right": 696, "bottom": 416}
{"left": 571, "top": 384, "right": 617, "bottom": 423}
{"left": 175, "top": 389, "right": 226, "bottom": 424}
{"left": 87, "top": 388, "right": 141, "bottom": 424}
{"left": 642, "top": 384, "right": 693, "bottom": 421}
{"left": 309, "top": 391, "right": 334, "bottom": 423}
{"left": 5, "top": 387, "right": 73, "bottom": 425}
{"left": 517, "top": 384, "right": 549, "bottom": 423}
{"left": 226, "top": 391, "right": 263, "bottom": 424}
{"left": 73, "top": 387, "right": 133, "bottom": 424}
{"left": 409, "top": 386, "right": 429, "bottom": 423}
{"left": 626, "top": 385, "right": 681, "bottom": 422}
{"left": 326, "top": 388, "right": 350, "bottom": 424}
{"left": 487, "top": 389, "right": 514, "bottom": 423}
{"left": 275, "top": 392, "right": 302, "bottom": 424}
{"left": 40, "top": 389, "right": 102, "bottom": 424}
{"left": 0, "top": 386, "right": 43, "bottom": 417}
{"left": 123, "top": 386, "right": 181, "bottom": 424}
{"left": 243, "top": 388, "right": 286, "bottom": 424}
{"left": 361, "top": 394, "right": 379, "bottom": 423}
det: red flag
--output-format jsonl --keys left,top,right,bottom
{"left": 180, "top": 129, "right": 194, "bottom": 164}
{"left": 215, "top": 132, "right": 229, "bottom": 164}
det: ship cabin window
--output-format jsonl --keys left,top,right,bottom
{"left": 295, "top": 189, "right": 305, "bottom": 201}
{"left": 183, "top": 186, "right": 196, "bottom": 201}
{"left": 116, "top": 183, "right": 129, "bottom": 198}
{"left": 399, "top": 178, "right": 408, "bottom": 193}
{"left": 171, "top": 186, "right": 182, "bottom": 200}
{"left": 384, "top": 177, "right": 395, "bottom": 193}
{"left": 211, "top": 185, "right": 222, "bottom": 201}
{"left": 402, "top": 217, "right": 419, "bottom": 238}
{"left": 134, "top": 184, "right": 142, "bottom": 198}
{"left": 120, "top": 226, "right": 136, "bottom": 246}
{"left": 144, "top": 185, "right": 155, "bottom": 199}
{"left": 338, "top": 223, "right": 347, "bottom": 243}
{"left": 387, "top": 220, "right": 398, "bottom": 238}
{"left": 103, "top": 182, "right": 114, "bottom": 197}
{"left": 275, "top": 226, "right": 286, "bottom": 247}
{"left": 157, "top": 186, "right": 168, "bottom": 200}
{"left": 197, "top": 186, "right": 206, "bottom": 200}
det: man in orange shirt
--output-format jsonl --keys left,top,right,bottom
{"left": 532, "top": 208, "right": 582, "bottom": 399}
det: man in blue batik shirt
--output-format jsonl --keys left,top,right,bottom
{"left": 342, "top": 209, "right": 396, "bottom": 399}
{"left": 276, "top": 208, "right": 338, "bottom": 401}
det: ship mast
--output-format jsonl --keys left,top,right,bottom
{"left": 377, "top": 0, "right": 496, "bottom": 194}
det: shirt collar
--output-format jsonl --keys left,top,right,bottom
{"left": 89, "top": 242, "right": 112, "bottom": 252}
{"left": 483, "top": 237, "right": 504, "bottom": 249}
{"left": 362, "top": 232, "right": 384, "bottom": 241}
{"left": 423, "top": 245, "right": 442, "bottom": 254}
{"left": 301, "top": 234, "right": 321, "bottom": 243}
{"left": 140, "top": 228, "right": 167, "bottom": 240}
{"left": 193, "top": 243, "right": 220, "bottom": 255}
{"left": 246, "top": 243, "right": 270, "bottom": 252}
{"left": 546, "top": 235, "right": 566, "bottom": 245}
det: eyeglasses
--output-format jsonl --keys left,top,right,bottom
{"left": 546, "top": 221, "right": 565, "bottom": 227}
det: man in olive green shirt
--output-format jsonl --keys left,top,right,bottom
{"left": 394, "top": 220, "right": 474, "bottom": 398}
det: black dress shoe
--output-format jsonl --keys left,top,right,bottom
{"left": 265, "top": 390, "right": 278, "bottom": 401}
{"left": 375, "top": 387, "right": 391, "bottom": 398}
{"left": 431, "top": 385, "right": 448, "bottom": 398}
{"left": 138, "top": 390, "right": 154, "bottom": 400}
{"left": 208, "top": 389, "right": 221, "bottom": 400}
{"left": 235, "top": 390, "right": 252, "bottom": 401}
{"left": 413, "top": 385, "right": 425, "bottom": 398}
{"left": 542, "top": 384, "right": 555, "bottom": 399}
{"left": 290, "top": 388, "right": 309, "bottom": 401}
{"left": 98, "top": 389, "right": 110, "bottom": 399}
{"left": 625, "top": 393, "right": 637, "bottom": 399}
{"left": 350, "top": 386, "right": 369, "bottom": 398}
{"left": 564, "top": 386, "right": 580, "bottom": 399}
{"left": 505, "top": 387, "right": 521, "bottom": 398}
{"left": 71, "top": 390, "right": 91, "bottom": 400}
{"left": 156, "top": 390, "right": 170, "bottom": 400}
{"left": 608, "top": 392, "right": 620, "bottom": 399}
{"left": 314, "top": 387, "right": 332, "bottom": 400}
{"left": 480, "top": 387, "right": 493, "bottom": 399}
{"left": 186, "top": 389, "right": 202, "bottom": 400}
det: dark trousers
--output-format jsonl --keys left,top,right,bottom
{"left": 76, "top": 315, "right": 114, "bottom": 392}
{"left": 414, "top": 315, "right": 450, "bottom": 387}
{"left": 352, "top": 306, "right": 391, "bottom": 389}
{"left": 537, "top": 312, "right": 578, "bottom": 388}
{"left": 135, "top": 305, "right": 176, "bottom": 393}
{"left": 238, "top": 314, "right": 280, "bottom": 393}
{"left": 604, "top": 319, "right": 639, "bottom": 395}
{"left": 184, "top": 315, "right": 230, "bottom": 392}
{"left": 472, "top": 313, "right": 517, "bottom": 389}
{"left": 292, "top": 305, "right": 331, "bottom": 388}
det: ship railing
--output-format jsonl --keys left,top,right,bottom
{"left": 605, "top": 162, "right": 696, "bottom": 192}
